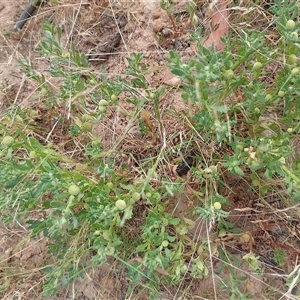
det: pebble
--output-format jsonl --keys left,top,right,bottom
{"left": 152, "top": 8, "right": 161, "bottom": 20}
{"left": 152, "top": 19, "right": 164, "bottom": 33}
{"left": 161, "top": 27, "right": 172, "bottom": 36}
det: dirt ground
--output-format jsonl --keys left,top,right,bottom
{"left": 1, "top": 0, "right": 300, "bottom": 299}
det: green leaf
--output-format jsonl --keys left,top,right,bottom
{"left": 50, "top": 201, "right": 67, "bottom": 208}
{"left": 209, "top": 105, "right": 229, "bottom": 113}
{"left": 136, "top": 243, "right": 147, "bottom": 252}
{"left": 171, "top": 68, "right": 185, "bottom": 77}
{"left": 4, "top": 174, "right": 25, "bottom": 189}
{"left": 233, "top": 166, "right": 245, "bottom": 176}
{"left": 169, "top": 218, "right": 180, "bottom": 226}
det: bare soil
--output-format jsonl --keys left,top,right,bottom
{"left": 0, "top": 1, "right": 300, "bottom": 299}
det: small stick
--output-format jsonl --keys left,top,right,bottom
{"left": 13, "top": 0, "right": 43, "bottom": 32}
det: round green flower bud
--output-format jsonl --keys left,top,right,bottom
{"left": 68, "top": 184, "right": 80, "bottom": 196}
{"left": 253, "top": 62, "right": 262, "bottom": 70}
{"left": 111, "top": 94, "right": 118, "bottom": 101}
{"left": 286, "top": 20, "right": 296, "bottom": 30}
{"left": 242, "top": 233, "right": 251, "bottom": 243}
{"left": 115, "top": 199, "right": 126, "bottom": 210}
{"left": 106, "top": 182, "right": 114, "bottom": 189}
{"left": 132, "top": 192, "right": 141, "bottom": 201}
{"left": 2, "top": 135, "right": 14, "bottom": 146}
{"left": 290, "top": 31, "right": 298, "bottom": 40}
{"left": 213, "top": 202, "right": 222, "bottom": 210}
{"left": 288, "top": 54, "right": 297, "bottom": 65}
{"left": 291, "top": 68, "right": 300, "bottom": 75}
{"left": 278, "top": 91, "right": 285, "bottom": 97}
{"left": 161, "top": 240, "right": 169, "bottom": 247}
{"left": 224, "top": 69, "right": 234, "bottom": 80}
{"left": 99, "top": 99, "right": 108, "bottom": 106}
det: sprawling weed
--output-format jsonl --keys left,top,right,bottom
{"left": 1, "top": 2, "right": 300, "bottom": 298}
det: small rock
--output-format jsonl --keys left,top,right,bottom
{"left": 152, "top": 8, "right": 161, "bottom": 20}
{"left": 152, "top": 19, "right": 164, "bottom": 33}
{"left": 164, "top": 75, "right": 181, "bottom": 86}
{"left": 161, "top": 27, "right": 172, "bottom": 36}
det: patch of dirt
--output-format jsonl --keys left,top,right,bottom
{"left": 0, "top": 222, "right": 46, "bottom": 299}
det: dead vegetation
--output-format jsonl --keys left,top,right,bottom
{"left": 0, "top": 0, "right": 300, "bottom": 299}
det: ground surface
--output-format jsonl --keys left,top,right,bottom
{"left": 0, "top": 1, "right": 300, "bottom": 299}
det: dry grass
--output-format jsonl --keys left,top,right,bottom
{"left": 0, "top": 0, "right": 299, "bottom": 299}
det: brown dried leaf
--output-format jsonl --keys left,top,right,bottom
{"left": 164, "top": 75, "right": 181, "bottom": 86}
{"left": 204, "top": 0, "right": 229, "bottom": 51}
{"left": 155, "top": 267, "right": 169, "bottom": 276}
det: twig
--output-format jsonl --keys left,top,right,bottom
{"left": 13, "top": 0, "right": 44, "bottom": 32}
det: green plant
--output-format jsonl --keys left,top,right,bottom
{"left": 1, "top": 2, "right": 300, "bottom": 298}
{"left": 0, "top": 22, "right": 214, "bottom": 298}
{"left": 166, "top": 2, "right": 300, "bottom": 296}
{"left": 160, "top": 0, "right": 176, "bottom": 31}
